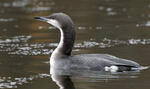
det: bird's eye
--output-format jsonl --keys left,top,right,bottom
{"left": 50, "top": 16, "right": 55, "bottom": 19}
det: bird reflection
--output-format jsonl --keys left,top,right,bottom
{"left": 51, "top": 74, "right": 75, "bottom": 89}
{"left": 50, "top": 68, "right": 140, "bottom": 89}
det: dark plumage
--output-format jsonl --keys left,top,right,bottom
{"left": 34, "top": 13, "right": 147, "bottom": 73}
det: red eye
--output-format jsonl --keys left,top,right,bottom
{"left": 50, "top": 16, "right": 55, "bottom": 19}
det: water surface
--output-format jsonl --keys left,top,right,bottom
{"left": 0, "top": 0, "right": 150, "bottom": 89}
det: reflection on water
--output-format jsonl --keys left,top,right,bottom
{"left": 51, "top": 69, "right": 139, "bottom": 89}
{"left": 51, "top": 75, "right": 75, "bottom": 89}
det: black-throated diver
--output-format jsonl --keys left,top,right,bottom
{"left": 34, "top": 13, "right": 147, "bottom": 74}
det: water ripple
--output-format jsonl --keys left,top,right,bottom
{"left": 0, "top": 36, "right": 31, "bottom": 43}
{"left": 26, "top": 7, "right": 51, "bottom": 12}
{"left": 0, "top": 18, "right": 15, "bottom": 22}
{"left": 0, "top": 0, "right": 29, "bottom": 8}
{"left": 0, "top": 74, "right": 50, "bottom": 88}
{"left": 0, "top": 36, "right": 150, "bottom": 55}
{"left": 75, "top": 38, "right": 150, "bottom": 48}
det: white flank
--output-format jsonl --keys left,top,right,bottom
{"left": 104, "top": 66, "right": 119, "bottom": 72}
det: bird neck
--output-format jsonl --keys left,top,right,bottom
{"left": 55, "top": 25, "right": 75, "bottom": 56}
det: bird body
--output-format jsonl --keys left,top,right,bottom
{"left": 34, "top": 13, "right": 147, "bottom": 74}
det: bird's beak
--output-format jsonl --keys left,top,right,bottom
{"left": 34, "top": 17, "right": 48, "bottom": 22}
{"left": 34, "top": 16, "right": 61, "bottom": 29}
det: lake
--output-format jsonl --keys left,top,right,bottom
{"left": 0, "top": 0, "right": 150, "bottom": 89}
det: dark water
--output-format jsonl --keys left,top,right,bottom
{"left": 0, "top": 0, "right": 150, "bottom": 89}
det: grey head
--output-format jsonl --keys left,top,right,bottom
{"left": 34, "top": 13, "right": 75, "bottom": 56}
{"left": 34, "top": 13, "right": 74, "bottom": 30}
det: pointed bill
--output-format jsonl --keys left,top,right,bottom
{"left": 34, "top": 17, "right": 48, "bottom": 22}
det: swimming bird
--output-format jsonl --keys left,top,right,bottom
{"left": 34, "top": 13, "right": 146, "bottom": 74}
